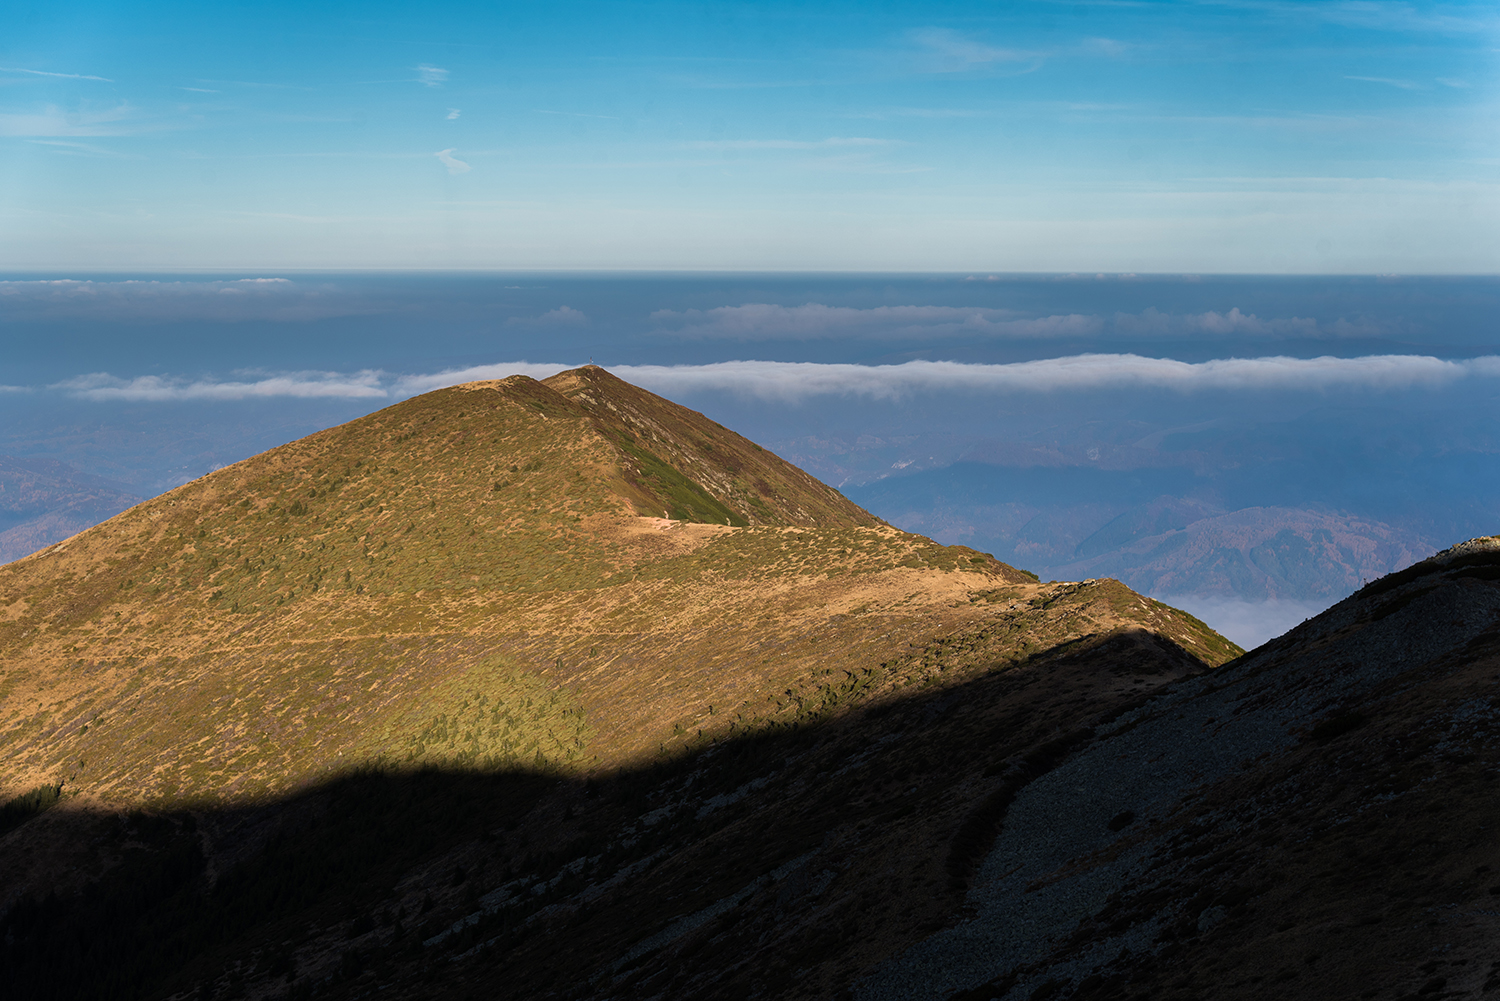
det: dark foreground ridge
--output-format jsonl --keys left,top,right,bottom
{"left": 4, "top": 624, "right": 1208, "bottom": 1001}
{"left": 5, "top": 538, "right": 1500, "bottom": 1000}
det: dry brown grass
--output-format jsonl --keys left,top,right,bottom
{"left": 0, "top": 369, "right": 1239, "bottom": 812}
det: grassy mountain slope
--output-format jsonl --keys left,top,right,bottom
{"left": 544, "top": 365, "right": 876, "bottom": 528}
{"left": 0, "top": 368, "right": 1233, "bottom": 812}
{"left": 0, "top": 368, "right": 1250, "bottom": 1000}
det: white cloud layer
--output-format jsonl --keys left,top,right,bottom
{"left": 38, "top": 354, "right": 1500, "bottom": 405}
{"left": 609, "top": 355, "right": 1500, "bottom": 401}
{"left": 55, "top": 371, "right": 389, "bottom": 402}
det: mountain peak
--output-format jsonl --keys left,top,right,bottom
{"left": 541, "top": 365, "right": 879, "bottom": 528}
{"left": 0, "top": 370, "right": 1258, "bottom": 1000}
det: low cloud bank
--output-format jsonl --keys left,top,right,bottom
{"left": 651, "top": 303, "right": 1101, "bottom": 340}
{"left": 0, "top": 285, "right": 1356, "bottom": 341}
{"left": 0, "top": 278, "right": 379, "bottom": 322}
{"left": 1113, "top": 306, "right": 1319, "bottom": 338}
{"left": 650, "top": 302, "right": 1335, "bottom": 341}
{"left": 38, "top": 353, "right": 1500, "bottom": 403}
{"left": 55, "top": 371, "right": 390, "bottom": 402}
{"left": 613, "top": 355, "right": 1500, "bottom": 401}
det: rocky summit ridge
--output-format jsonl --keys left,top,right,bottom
{"left": 4, "top": 370, "right": 1493, "bottom": 1000}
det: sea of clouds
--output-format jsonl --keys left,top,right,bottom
{"left": 31, "top": 353, "right": 1500, "bottom": 404}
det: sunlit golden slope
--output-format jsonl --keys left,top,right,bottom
{"left": 0, "top": 368, "right": 1238, "bottom": 810}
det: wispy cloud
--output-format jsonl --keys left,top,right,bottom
{"left": 179, "top": 86, "right": 220, "bottom": 94}
{"left": 1112, "top": 306, "right": 1319, "bottom": 338}
{"left": 909, "top": 28, "right": 1045, "bottom": 74}
{"left": 1437, "top": 77, "right": 1471, "bottom": 88}
{"left": 195, "top": 78, "right": 306, "bottom": 90}
{"left": 1345, "top": 75, "right": 1421, "bottom": 89}
{"left": 0, "top": 66, "right": 113, "bottom": 82}
{"left": 0, "top": 104, "right": 140, "bottom": 137}
{"left": 416, "top": 64, "right": 449, "bottom": 87}
{"left": 446, "top": 108, "right": 461, "bottom": 120}
{"left": 847, "top": 107, "right": 989, "bottom": 120}
{"left": 1081, "top": 37, "right": 1131, "bottom": 57}
{"left": 1205, "top": 0, "right": 1500, "bottom": 35}
{"left": 684, "top": 137, "right": 899, "bottom": 150}
{"left": 534, "top": 109, "right": 621, "bottom": 120}
{"left": 434, "top": 148, "right": 470, "bottom": 174}
{"left": 505, "top": 306, "right": 588, "bottom": 327}
{"left": 26, "top": 138, "right": 141, "bottom": 159}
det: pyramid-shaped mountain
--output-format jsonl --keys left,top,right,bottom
{"left": 0, "top": 368, "right": 1258, "bottom": 1001}
{"left": 0, "top": 367, "right": 1236, "bottom": 812}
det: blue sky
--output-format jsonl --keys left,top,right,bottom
{"left": 1, "top": 0, "right": 1495, "bottom": 272}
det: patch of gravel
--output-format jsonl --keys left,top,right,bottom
{"left": 856, "top": 564, "right": 1500, "bottom": 1001}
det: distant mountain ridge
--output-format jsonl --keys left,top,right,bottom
{"left": 0, "top": 455, "right": 140, "bottom": 565}
{"left": 846, "top": 462, "right": 1433, "bottom": 605}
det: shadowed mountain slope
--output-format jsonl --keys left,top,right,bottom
{"left": 4, "top": 539, "right": 1498, "bottom": 1001}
